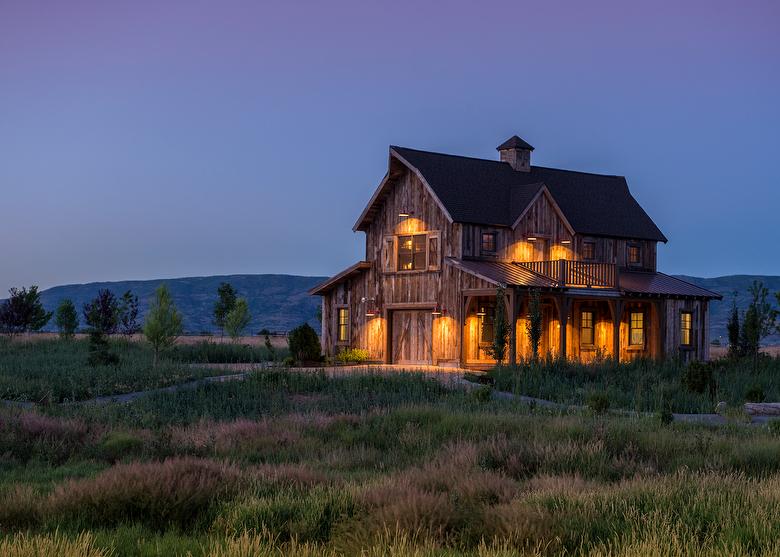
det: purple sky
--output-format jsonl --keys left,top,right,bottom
{"left": 1, "top": 0, "right": 778, "bottom": 294}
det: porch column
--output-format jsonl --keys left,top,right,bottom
{"left": 655, "top": 298, "right": 667, "bottom": 359}
{"left": 558, "top": 295, "right": 571, "bottom": 360}
{"left": 612, "top": 299, "right": 624, "bottom": 362}
{"left": 461, "top": 295, "right": 473, "bottom": 368}
{"left": 508, "top": 288, "right": 520, "bottom": 366}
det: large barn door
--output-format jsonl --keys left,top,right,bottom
{"left": 391, "top": 310, "right": 432, "bottom": 365}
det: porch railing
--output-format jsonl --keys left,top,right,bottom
{"left": 517, "top": 259, "right": 616, "bottom": 288}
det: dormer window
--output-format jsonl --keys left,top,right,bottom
{"left": 481, "top": 232, "right": 497, "bottom": 256}
{"left": 628, "top": 244, "right": 641, "bottom": 266}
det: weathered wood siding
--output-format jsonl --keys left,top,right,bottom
{"left": 663, "top": 298, "right": 709, "bottom": 362}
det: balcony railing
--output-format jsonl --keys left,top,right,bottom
{"left": 517, "top": 259, "right": 616, "bottom": 288}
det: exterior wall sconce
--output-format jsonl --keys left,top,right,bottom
{"left": 527, "top": 236, "right": 537, "bottom": 242}
{"left": 398, "top": 210, "right": 413, "bottom": 218}
{"left": 561, "top": 239, "right": 571, "bottom": 245}
{"left": 431, "top": 304, "right": 447, "bottom": 316}
{"left": 476, "top": 307, "right": 486, "bottom": 317}
{"left": 361, "top": 296, "right": 379, "bottom": 317}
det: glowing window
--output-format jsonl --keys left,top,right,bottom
{"left": 337, "top": 308, "right": 349, "bottom": 342}
{"left": 481, "top": 232, "right": 497, "bottom": 255}
{"left": 479, "top": 305, "right": 495, "bottom": 344}
{"left": 629, "top": 312, "right": 644, "bottom": 346}
{"left": 397, "top": 234, "right": 427, "bottom": 271}
{"left": 580, "top": 311, "right": 594, "bottom": 346}
{"left": 681, "top": 312, "right": 693, "bottom": 346}
{"left": 628, "top": 245, "right": 641, "bottom": 265}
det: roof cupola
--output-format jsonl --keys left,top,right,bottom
{"left": 497, "top": 135, "right": 534, "bottom": 172}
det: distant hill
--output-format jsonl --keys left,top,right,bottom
{"left": 674, "top": 275, "right": 780, "bottom": 345}
{"left": 36, "top": 274, "right": 327, "bottom": 334}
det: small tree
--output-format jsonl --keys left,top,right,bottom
{"left": 54, "top": 299, "right": 79, "bottom": 339}
{"left": 288, "top": 323, "right": 321, "bottom": 365}
{"left": 213, "top": 282, "right": 237, "bottom": 336}
{"left": 726, "top": 292, "right": 741, "bottom": 359}
{"left": 118, "top": 290, "right": 140, "bottom": 336}
{"left": 526, "top": 289, "right": 542, "bottom": 361}
{"left": 224, "top": 298, "right": 251, "bottom": 341}
{"left": 264, "top": 330, "right": 276, "bottom": 361}
{"left": 83, "top": 289, "right": 120, "bottom": 366}
{"left": 739, "top": 280, "right": 777, "bottom": 370}
{"left": 0, "top": 286, "right": 52, "bottom": 336}
{"left": 484, "top": 287, "right": 509, "bottom": 365}
{"left": 143, "top": 284, "right": 183, "bottom": 367}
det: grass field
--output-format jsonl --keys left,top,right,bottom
{"left": 2, "top": 361, "right": 780, "bottom": 556}
{"left": 0, "top": 337, "right": 281, "bottom": 403}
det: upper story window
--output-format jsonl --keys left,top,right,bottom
{"left": 481, "top": 232, "right": 497, "bottom": 256}
{"left": 629, "top": 312, "right": 644, "bottom": 346}
{"left": 337, "top": 308, "right": 350, "bottom": 343}
{"left": 628, "top": 244, "right": 641, "bottom": 266}
{"left": 582, "top": 241, "right": 596, "bottom": 260}
{"left": 580, "top": 310, "right": 594, "bottom": 346}
{"left": 681, "top": 311, "right": 693, "bottom": 347}
{"left": 398, "top": 234, "right": 427, "bottom": 271}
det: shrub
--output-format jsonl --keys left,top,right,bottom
{"left": 288, "top": 324, "right": 322, "bottom": 365}
{"left": 586, "top": 392, "right": 610, "bottom": 414}
{"left": 48, "top": 457, "right": 245, "bottom": 529}
{"left": 335, "top": 348, "right": 370, "bottom": 365}
{"left": 745, "top": 385, "right": 766, "bottom": 403}
{"left": 0, "top": 411, "right": 90, "bottom": 463}
{"left": 471, "top": 385, "right": 493, "bottom": 403}
{"left": 656, "top": 408, "right": 674, "bottom": 425}
{"left": 97, "top": 431, "right": 145, "bottom": 463}
{"left": 682, "top": 360, "right": 716, "bottom": 396}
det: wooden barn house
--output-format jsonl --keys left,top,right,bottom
{"left": 310, "top": 136, "right": 721, "bottom": 368}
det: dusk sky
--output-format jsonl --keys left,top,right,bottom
{"left": 2, "top": 0, "right": 778, "bottom": 294}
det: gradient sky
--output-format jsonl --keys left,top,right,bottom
{"left": 1, "top": 0, "right": 778, "bottom": 294}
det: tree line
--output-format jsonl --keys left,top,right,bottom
{"left": 726, "top": 280, "right": 780, "bottom": 368}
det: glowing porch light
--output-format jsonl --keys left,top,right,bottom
{"left": 476, "top": 307, "right": 486, "bottom": 317}
{"left": 431, "top": 304, "right": 446, "bottom": 316}
{"left": 561, "top": 239, "right": 571, "bottom": 245}
{"left": 398, "top": 210, "right": 413, "bottom": 218}
{"left": 527, "top": 236, "right": 537, "bottom": 242}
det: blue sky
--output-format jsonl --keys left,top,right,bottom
{"left": 1, "top": 0, "right": 778, "bottom": 293}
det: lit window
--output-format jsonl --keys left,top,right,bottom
{"left": 337, "top": 308, "right": 349, "bottom": 342}
{"left": 481, "top": 232, "right": 497, "bottom": 255}
{"left": 628, "top": 245, "right": 641, "bottom": 265}
{"left": 629, "top": 312, "right": 644, "bottom": 346}
{"left": 583, "top": 241, "right": 596, "bottom": 260}
{"left": 580, "top": 311, "right": 594, "bottom": 346}
{"left": 397, "top": 234, "right": 427, "bottom": 271}
{"left": 681, "top": 312, "right": 693, "bottom": 346}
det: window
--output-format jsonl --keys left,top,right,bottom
{"left": 479, "top": 306, "right": 495, "bottom": 344}
{"left": 580, "top": 311, "right": 594, "bottom": 346}
{"left": 337, "top": 308, "right": 349, "bottom": 343}
{"left": 681, "top": 312, "right": 693, "bottom": 347}
{"left": 481, "top": 232, "right": 497, "bottom": 255}
{"left": 397, "top": 234, "right": 427, "bottom": 271}
{"left": 628, "top": 245, "right": 641, "bottom": 265}
{"left": 629, "top": 312, "right": 644, "bottom": 346}
{"left": 583, "top": 241, "right": 596, "bottom": 260}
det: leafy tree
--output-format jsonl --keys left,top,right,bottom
{"left": 224, "top": 298, "right": 251, "bottom": 340}
{"left": 526, "top": 289, "right": 542, "bottom": 361}
{"left": 143, "top": 284, "right": 183, "bottom": 367}
{"left": 726, "top": 293, "right": 741, "bottom": 359}
{"left": 213, "top": 282, "right": 237, "bottom": 336}
{"left": 54, "top": 299, "right": 79, "bottom": 339}
{"left": 118, "top": 290, "right": 140, "bottom": 336}
{"left": 288, "top": 323, "right": 321, "bottom": 365}
{"left": 82, "top": 289, "right": 119, "bottom": 335}
{"left": 739, "top": 281, "right": 777, "bottom": 370}
{"left": 484, "top": 287, "right": 509, "bottom": 365}
{"left": 83, "top": 289, "right": 120, "bottom": 366}
{"left": 0, "top": 286, "right": 52, "bottom": 336}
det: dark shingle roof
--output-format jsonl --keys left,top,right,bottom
{"left": 390, "top": 146, "right": 667, "bottom": 242}
{"left": 497, "top": 135, "right": 534, "bottom": 151}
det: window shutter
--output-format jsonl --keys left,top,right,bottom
{"left": 427, "top": 231, "right": 441, "bottom": 271}
{"left": 382, "top": 235, "right": 396, "bottom": 272}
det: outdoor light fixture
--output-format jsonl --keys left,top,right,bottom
{"left": 398, "top": 210, "right": 413, "bottom": 218}
{"left": 561, "top": 239, "right": 571, "bottom": 245}
{"left": 476, "top": 307, "right": 486, "bottom": 317}
{"left": 362, "top": 297, "right": 378, "bottom": 317}
{"left": 527, "top": 236, "right": 537, "bottom": 242}
{"left": 431, "top": 304, "right": 446, "bottom": 316}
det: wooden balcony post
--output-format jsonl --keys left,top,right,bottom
{"left": 558, "top": 295, "right": 571, "bottom": 360}
{"left": 557, "top": 259, "right": 566, "bottom": 286}
{"left": 612, "top": 299, "right": 624, "bottom": 362}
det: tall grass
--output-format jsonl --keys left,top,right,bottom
{"left": 171, "top": 341, "right": 286, "bottom": 364}
{"left": 490, "top": 355, "right": 780, "bottom": 413}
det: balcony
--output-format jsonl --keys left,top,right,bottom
{"left": 516, "top": 259, "right": 616, "bottom": 289}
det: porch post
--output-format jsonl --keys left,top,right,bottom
{"left": 655, "top": 298, "right": 667, "bottom": 359}
{"left": 508, "top": 288, "right": 519, "bottom": 366}
{"left": 558, "top": 295, "right": 571, "bottom": 360}
{"left": 612, "top": 299, "right": 624, "bottom": 362}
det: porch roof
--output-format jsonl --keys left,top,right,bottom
{"left": 446, "top": 257, "right": 557, "bottom": 288}
{"left": 308, "top": 261, "right": 371, "bottom": 296}
{"left": 619, "top": 271, "right": 722, "bottom": 299}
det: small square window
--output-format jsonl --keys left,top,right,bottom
{"left": 583, "top": 241, "right": 596, "bottom": 260}
{"left": 481, "top": 232, "right": 497, "bottom": 255}
{"left": 628, "top": 245, "right": 641, "bottom": 265}
{"left": 681, "top": 312, "right": 693, "bottom": 346}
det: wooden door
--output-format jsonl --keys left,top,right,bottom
{"left": 392, "top": 310, "right": 432, "bottom": 365}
